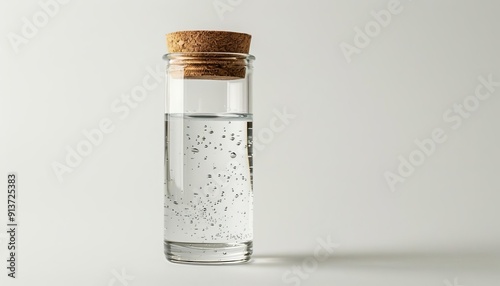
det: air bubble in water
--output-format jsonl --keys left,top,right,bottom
{"left": 230, "top": 152, "right": 236, "bottom": 158}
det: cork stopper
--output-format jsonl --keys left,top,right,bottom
{"left": 167, "top": 30, "right": 251, "bottom": 54}
{"left": 166, "top": 30, "right": 252, "bottom": 79}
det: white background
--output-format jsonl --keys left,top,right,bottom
{"left": 1, "top": 0, "right": 500, "bottom": 285}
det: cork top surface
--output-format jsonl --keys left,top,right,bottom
{"left": 166, "top": 30, "right": 251, "bottom": 54}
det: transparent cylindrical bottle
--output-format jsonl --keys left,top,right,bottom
{"left": 163, "top": 52, "right": 255, "bottom": 264}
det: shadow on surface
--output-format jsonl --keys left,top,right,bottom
{"left": 250, "top": 250, "right": 500, "bottom": 272}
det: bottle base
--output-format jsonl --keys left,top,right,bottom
{"left": 164, "top": 240, "right": 253, "bottom": 265}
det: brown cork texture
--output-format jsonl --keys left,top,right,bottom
{"left": 166, "top": 30, "right": 252, "bottom": 79}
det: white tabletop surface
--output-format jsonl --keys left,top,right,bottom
{"left": 1, "top": 0, "right": 500, "bottom": 285}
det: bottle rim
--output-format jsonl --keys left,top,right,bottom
{"left": 163, "top": 52, "right": 255, "bottom": 61}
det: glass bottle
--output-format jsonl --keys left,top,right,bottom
{"left": 163, "top": 31, "right": 255, "bottom": 264}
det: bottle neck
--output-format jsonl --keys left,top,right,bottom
{"left": 164, "top": 52, "right": 254, "bottom": 80}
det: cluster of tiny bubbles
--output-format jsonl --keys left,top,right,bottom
{"left": 164, "top": 115, "right": 253, "bottom": 242}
